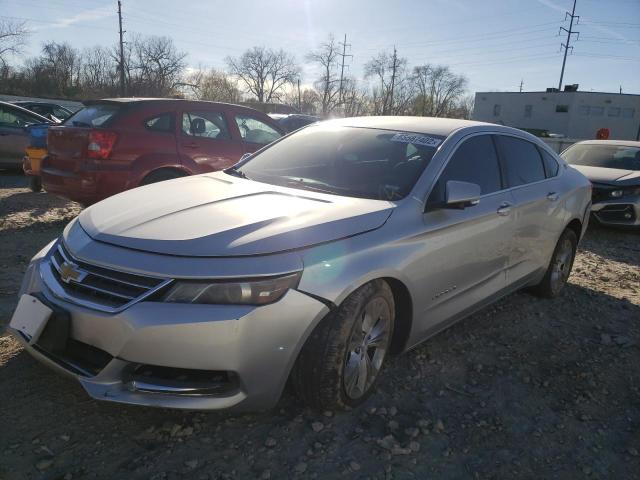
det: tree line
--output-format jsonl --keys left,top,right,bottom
{"left": 0, "top": 20, "right": 473, "bottom": 119}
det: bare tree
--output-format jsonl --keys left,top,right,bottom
{"left": 365, "top": 50, "right": 408, "bottom": 115}
{"left": 306, "top": 35, "right": 340, "bottom": 116}
{"left": 412, "top": 64, "right": 467, "bottom": 117}
{"left": 0, "top": 19, "right": 29, "bottom": 68}
{"left": 129, "top": 36, "right": 187, "bottom": 96}
{"left": 226, "top": 47, "right": 299, "bottom": 103}
{"left": 186, "top": 68, "right": 240, "bottom": 103}
{"left": 81, "top": 46, "right": 118, "bottom": 97}
{"left": 341, "top": 77, "right": 370, "bottom": 117}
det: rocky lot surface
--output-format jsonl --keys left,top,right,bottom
{"left": 0, "top": 173, "right": 638, "bottom": 479}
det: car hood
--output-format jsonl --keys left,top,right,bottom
{"left": 570, "top": 165, "right": 640, "bottom": 184}
{"left": 78, "top": 172, "right": 395, "bottom": 257}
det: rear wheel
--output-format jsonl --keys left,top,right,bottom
{"left": 292, "top": 279, "right": 395, "bottom": 410}
{"left": 531, "top": 228, "right": 577, "bottom": 298}
{"left": 29, "top": 176, "right": 42, "bottom": 192}
{"left": 140, "top": 169, "right": 187, "bottom": 186}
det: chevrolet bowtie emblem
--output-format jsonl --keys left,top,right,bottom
{"left": 59, "top": 261, "right": 86, "bottom": 284}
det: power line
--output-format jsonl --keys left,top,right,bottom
{"left": 558, "top": 0, "right": 580, "bottom": 90}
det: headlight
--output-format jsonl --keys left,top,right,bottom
{"left": 163, "top": 272, "right": 301, "bottom": 305}
{"left": 610, "top": 187, "right": 640, "bottom": 198}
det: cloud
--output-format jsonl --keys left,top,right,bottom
{"left": 33, "top": 5, "right": 114, "bottom": 31}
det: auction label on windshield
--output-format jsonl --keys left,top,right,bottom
{"left": 391, "top": 133, "right": 442, "bottom": 147}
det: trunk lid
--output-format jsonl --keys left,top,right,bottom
{"left": 46, "top": 102, "right": 123, "bottom": 171}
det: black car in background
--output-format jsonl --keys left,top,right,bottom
{"left": 11, "top": 101, "right": 75, "bottom": 122}
{"left": 268, "top": 113, "right": 319, "bottom": 133}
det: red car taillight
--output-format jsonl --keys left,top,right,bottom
{"left": 87, "top": 130, "right": 118, "bottom": 159}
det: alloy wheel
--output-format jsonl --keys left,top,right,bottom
{"left": 343, "top": 296, "right": 392, "bottom": 400}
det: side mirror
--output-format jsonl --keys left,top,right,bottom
{"left": 445, "top": 180, "right": 481, "bottom": 209}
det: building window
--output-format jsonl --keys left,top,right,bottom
{"left": 524, "top": 105, "right": 532, "bottom": 118}
{"left": 578, "top": 105, "right": 590, "bottom": 116}
{"left": 555, "top": 105, "right": 569, "bottom": 113}
{"left": 591, "top": 106, "right": 604, "bottom": 117}
{"left": 608, "top": 107, "right": 621, "bottom": 117}
{"left": 493, "top": 104, "right": 501, "bottom": 116}
{"left": 622, "top": 108, "right": 635, "bottom": 119}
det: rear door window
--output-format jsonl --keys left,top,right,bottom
{"left": 496, "top": 136, "right": 546, "bottom": 187}
{"left": 65, "top": 104, "right": 120, "bottom": 127}
{"left": 145, "top": 113, "right": 174, "bottom": 133}
{"left": 428, "top": 134, "right": 502, "bottom": 204}
{"left": 538, "top": 148, "right": 560, "bottom": 177}
{"left": 182, "top": 111, "right": 230, "bottom": 139}
{"left": 0, "top": 106, "right": 40, "bottom": 128}
{"left": 235, "top": 115, "right": 281, "bottom": 145}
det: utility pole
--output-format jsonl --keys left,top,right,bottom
{"left": 519, "top": 79, "right": 524, "bottom": 93}
{"left": 388, "top": 46, "right": 398, "bottom": 115}
{"left": 297, "top": 78, "right": 301, "bottom": 112}
{"left": 558, "top": 0, "right": 579, "bottom": 91}
{"left": 118, "top": 0, "right": 126, "bottom": 97}
{"left": 338, "top": 34, "right": 352, "bottom": 105}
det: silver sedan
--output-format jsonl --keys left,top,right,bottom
{"left": 562, "top": 140, "right": 640, "bottom": 228}
{"left": 9, "top": 117, "right": 592, "bottom": 411}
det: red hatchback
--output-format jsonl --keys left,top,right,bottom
{"left": 41, "top": 98, "right": 284, "bottom": 204}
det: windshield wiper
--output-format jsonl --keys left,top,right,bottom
{"left": 224, "top": 166, "right": 250, "bottom": 180}
{"left": 282, "top": 178, "right": 339, "bottom": 195}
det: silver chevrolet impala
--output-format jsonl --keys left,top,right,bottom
{"left": 9, "top": 117, "right": 592, "bottom": 411}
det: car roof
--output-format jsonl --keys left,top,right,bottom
{"left": 321, "top": 116, "right": 497, "bottom": 137}
{"left": 86, "top": 98, "right": 274, "bottom": 117}
{"left": 574, "top": 139, "right": 640, "bottom": 147}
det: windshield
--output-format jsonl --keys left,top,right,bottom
{"left": 563, "top": 144, "right": 640, "bottom": 171}
{"left": 232, "top": 125, "right": 443, "bottom": 200}
{"left": 64, "top": 104, "right": 120, "bottom": 127}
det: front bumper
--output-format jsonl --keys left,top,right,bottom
{"left": 9, "top": 256, "right": 328, "bottom": 411}
{"left": 591, "top": 196, "right": 640, "bottom": 227}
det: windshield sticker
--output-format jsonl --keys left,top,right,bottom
{"left": 390, "top": 133, "right": 441, "bottom": 148}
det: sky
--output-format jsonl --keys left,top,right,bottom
{"left": 2, "top": 0, "right": 639, "bottom": 95}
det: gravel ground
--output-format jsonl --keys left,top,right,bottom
{"left": 1, "top": 172, "right": 638, "bottom": 480}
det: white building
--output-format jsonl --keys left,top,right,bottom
{"left": 472, "top": 90, "right": 640, "bottom": 141}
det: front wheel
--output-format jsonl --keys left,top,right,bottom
{"left": 292, "top": 279, "right": 395, "bottom": 410}
{"left": 531, "top": 228, "right": 577, "bottom": 298}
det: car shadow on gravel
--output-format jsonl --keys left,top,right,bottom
{"left": 1, "top": 282, "right": 638, "bottom": 480}
{"left": 579, "top": 223, "right": 640, "bottom": 268}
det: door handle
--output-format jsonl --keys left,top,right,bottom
{"left": 182, "top": 142, "right": 198, "bottom": 148}
{"left": 547, "top": 192, "right": 559, "bottom": 201}
{"left": 497, "top": 202, "right": 512, "bottom": 216}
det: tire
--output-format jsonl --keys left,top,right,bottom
{"left": 29, "top": 176, "right": 42, "bottom": 192}
{"left": 292, "top": 279, "right": 395, "bottom": 410}
{"left": 531, "top": 228, "right": 577, "bottom": 298}
{"left": 140, "top": 169, "right": 187, "bottom": 186}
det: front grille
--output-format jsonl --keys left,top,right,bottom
{"left": 48, "top": 243, "right": 169, "bottom": 312}
{"left": 34, "top": 338, "right": 113, "bottom": 377}
{"left": 595, "top": 204, "right": 636, "bottom": 224}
